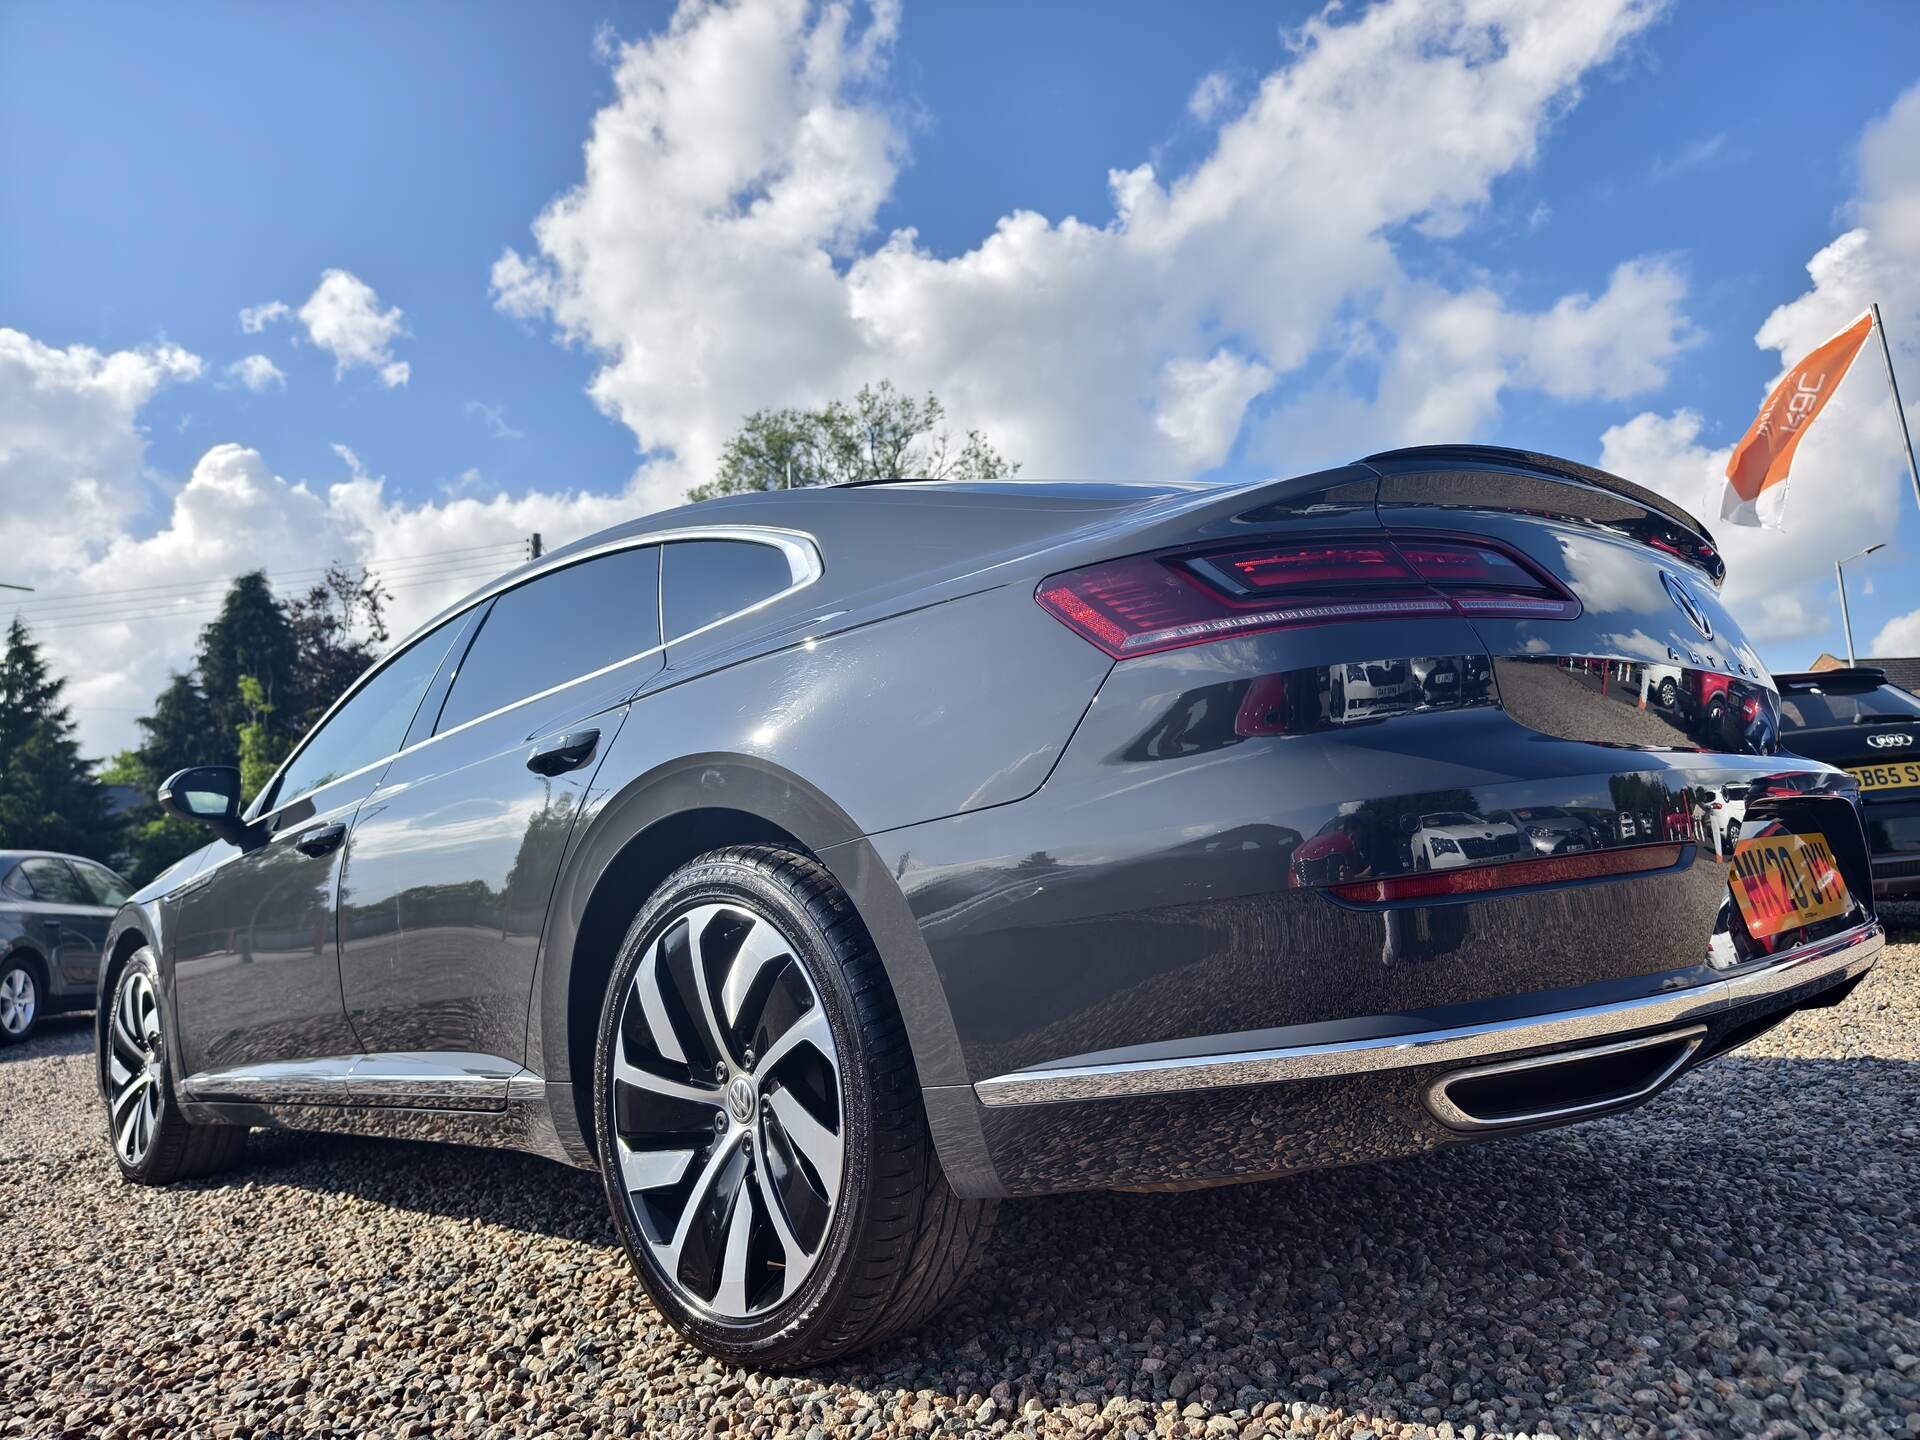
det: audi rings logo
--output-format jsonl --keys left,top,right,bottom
{"left": 1867, "top": 732, "right": 1913, "bottom": 749}
{"left": 1661, "top": 571, "right": 1714, "bottom": 640}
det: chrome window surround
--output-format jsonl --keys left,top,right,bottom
{"left": 245, "top": 526, "right": 822, "bottom": 825}
{"left": 972, "top": 919, "right": 1882, "bottom": 1106}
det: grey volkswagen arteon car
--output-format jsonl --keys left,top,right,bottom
{"left": 98, "top": 446, "right": 1883, "bottom": 1364}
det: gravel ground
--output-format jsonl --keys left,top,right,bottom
{"left": 6, "top": 912, "right": 1917, "bottom": 1440}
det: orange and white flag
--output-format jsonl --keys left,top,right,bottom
{"left": 1720, "top": 309, "right": 1875, "bottom": 528}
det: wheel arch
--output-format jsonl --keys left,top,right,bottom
{"left": 534, "top": 753, "right": 863, "bottom": 1162}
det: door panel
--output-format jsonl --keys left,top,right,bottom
{"left": 172, "top": 778, "right": 376, "bottom": 1074}
{"left": 170, "top": 610, "right": 471, "bottom": 1077}
{"left": 338, "top": 694, "right": 634, "bottom": 1063}
{"left": 337, "top": 541, "right": 663, "bottom": 1066}
{"left": 9, "top": 859, "right": 112, "bottom": 994}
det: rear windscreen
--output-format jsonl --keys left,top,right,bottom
{"left": 1777, "top": 684, "right": 1920, "bottom": 730}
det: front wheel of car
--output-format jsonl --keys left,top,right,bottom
{"left": 103, "top": 947, "right": 247, "bottom": 1185}
{"left": 594, "top": 845, "right": 996, "bottom": 1366}
{"left": 1657, "top": 678, "right": 1678, "bottom": 709}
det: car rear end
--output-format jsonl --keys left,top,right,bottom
{"left": 867, "top": 447, "right": 1882, "bottom": 1198}
{"left": 1775, "top": 667, "right": 1920, "bottom": 899}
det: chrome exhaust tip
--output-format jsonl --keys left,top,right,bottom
{"left": 1426, "top": 1025, "right": 1707, "bottom": 1132}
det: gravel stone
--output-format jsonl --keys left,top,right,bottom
{"left": 4, "top": 908, "right": 1917, "bottom": 1438}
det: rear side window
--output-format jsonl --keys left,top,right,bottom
{"left": 72, "top": 860, "right": 130, "bottom": 905}
{"left": 436, "top": 545, "right": 661, "bottom": 734}
{"left": 1, "top": 865, "right": 35, "bottom": 900}
{"left": 662, "top": 540, "right": 793, "bottom": 640}
{"left": 17, "top": 858, "right": 90, "bottom": 905}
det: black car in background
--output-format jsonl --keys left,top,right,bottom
{"left": 1, "top": 850, "right": 131, "bottom": 1043}
{"left": 1776, "top": 667, "right": 1920, "bottom": 899}
{"left": 96, "top": 446, "right": 1883, "bottom": 1365}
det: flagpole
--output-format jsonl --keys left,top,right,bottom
{"left": 1871, "top": 302, "right": 1920, "bottom": 515}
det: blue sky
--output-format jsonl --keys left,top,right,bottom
{"left": 3, "top": 0, "right": 1919, "bottom": 751}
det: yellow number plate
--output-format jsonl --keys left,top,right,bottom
{"left": 1728, "top": 832, "right": 1850, "bottom": 940}
{"left": 1847, "top": 760, "right": 1920, "bottom": 794}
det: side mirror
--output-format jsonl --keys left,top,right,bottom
{"left": 157, "top": 766, "right": 249, "bottom": 845}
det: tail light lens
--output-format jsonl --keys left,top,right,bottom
{"left": 1037, "top": 533, "right": 1577, "bottom": 659}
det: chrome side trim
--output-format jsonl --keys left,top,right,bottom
{"left": 972, "top": 920, "right": 1882, "bottom": 1107}
{"left": 1424, "top": 1025, "right": 1706, "bottom": 1131}
{"left": 182, "top": 1053, "right": 542, "bottom": 1113}
{"left": 247, "top": 526, "right": 823, "bottom": 824}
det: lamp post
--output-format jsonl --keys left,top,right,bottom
{"left": 0, "top": 583, "right": 32, "bottom": 592}
{"left": 1835, "top": 542, "right": 1886, "bottom": 665}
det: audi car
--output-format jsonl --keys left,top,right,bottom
{"left": 1776, "top": 667, "right": 1920, "bottom": 898}
{"left": 96, "top": 445, "right": 1882, "bottom": 1366}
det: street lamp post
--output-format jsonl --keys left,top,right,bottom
{"left": 1835, "top": 542, "right": 1886, "bottom": 665}
{"left": 0, "top": 583, "right": 33, "bottom": 593}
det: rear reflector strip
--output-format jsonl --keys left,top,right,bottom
{"left": 1037, "top": 532, "right": 1579, "bottom": 659}
{"left": 1327, "top": 843, "right": 1685, "bottom": 904}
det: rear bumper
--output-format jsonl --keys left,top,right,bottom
{"left": 973, "top": 918, "right": 1882, "bottom": 1105}
{"left": 946, "top": 918, "right": 1881, "bottom": 1197}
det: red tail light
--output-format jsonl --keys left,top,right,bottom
{"left": 1037, "top": 533, "right": 1577, "bottom": 659}
{"left": 1328, "top": 843, "right": 1683, "bottom": 904}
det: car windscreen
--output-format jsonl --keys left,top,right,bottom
{"left": 1777, "top": 684, "right": 1920, "bottom": 730}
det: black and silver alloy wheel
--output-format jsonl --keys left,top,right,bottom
{"left": 106, "top": 966, "right": 164, "bottom": 1165}
{"left": 595, "top": 847, "right": 996, "bottom": 1366}
{"left": 609, "top": 901, "right": 844, "bottom": 1320}
{"left": 101, "top": 946, "right": 247, "bottom": 1185}
{"left": 0, "top": 962, "right": 37, "bottom": 1042}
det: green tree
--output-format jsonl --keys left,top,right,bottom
{"left": 197, "top": 571, "right": 301, "bottom": 761}
{"left": 689, "top": 381, "right": 1018, "bottom": 502}
{"left": 285, "top": 563, "right": 390, "bottom": 736}
{"left": 0, "top": 618, "right": 118, "bottom": 857}
{"left": 114, "top": 672, "right": 224, "bottom": 885}
{"left": 235, "top": 674, "right": 287, "bottom": 804}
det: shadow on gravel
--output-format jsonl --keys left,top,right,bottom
{"left": 202, "top": 1052, "right": 1917, "bottom": 1430}
{"left": 0, "top": 1011, "right": 91, "bottom": 1064}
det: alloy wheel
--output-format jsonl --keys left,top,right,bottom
{"left": 608, "top": 903, "right": 844, "bottom": 1321}
{"left": 0, "top": 966, "right": 34, "bottom": 1038}
{"left": 106, "top": 969, "right": 164, "bottom": 1165}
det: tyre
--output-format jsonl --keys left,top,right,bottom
{"left": 0, "top": 953, "right": 44, "bottom": 1044}
{"left": 593, "top": 845, "right": 996, "bottom": 1366}
{"left": 102, "top": 947, "right": 247, "bottom": 1184}
{"left": 1657, "top": 678, "right": 1678, "bottom": 709}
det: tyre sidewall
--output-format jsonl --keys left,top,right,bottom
{"left": 592, "top": 851, "right": 882, "bottom": 1365}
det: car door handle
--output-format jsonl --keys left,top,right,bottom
{"left": 527, "top": 728, "right": 601, "bottom": 777}
{"left": 296, "top": 823, "right": 348, "bottom": 858}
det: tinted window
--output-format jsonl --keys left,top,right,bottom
{"left": 72, "top": 860, "right": 130, "bottom": 906}
{"left": 1778, "top": 684, "right": 1920, "bottom": 730}
{"left": 18, "top": 858, "right": 90, "bottom": 905}
{"left": 436, "top": 545, "right": 661, "bottom": 734}
{"left": 272, "top": 616, "right": 466, "bottom": 807}
{"left": 1, "top": 865, "right": 34, "bottom": 900}
{"left": 662, "top": 540, "right": 793, "bottom": 640}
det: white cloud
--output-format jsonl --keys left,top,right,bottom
{"left": 465, "top": 399, "right": 525, "bottom": 440}
{"left": 1651, "top": 131, "right": 1726, "bottom": 182}
{"left": 1187, "top": 71, "right": 1235, "bottom": 125}
{"left": 0, "top": 329, "right": 202, "bottom": 577}
{"left": 495, "top": 0, "right": 1673, "bottom": 506}
{"left": 225, "top": 354, "right": 286, "bottom": 392}
{"left": 9, "top": 421, "right": 647, "bottom": 755}
{"left": 297, "top": 269, "right": 411, "bottom": 386}
{"left": 1870, "top": 608, "right": 1920, "bottom": 656}
{"left": 1600, "top": 81, "right": 1920, "bottom": 656}
{"left": 239, "top": 300, "right": 290, "bottom": 333}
